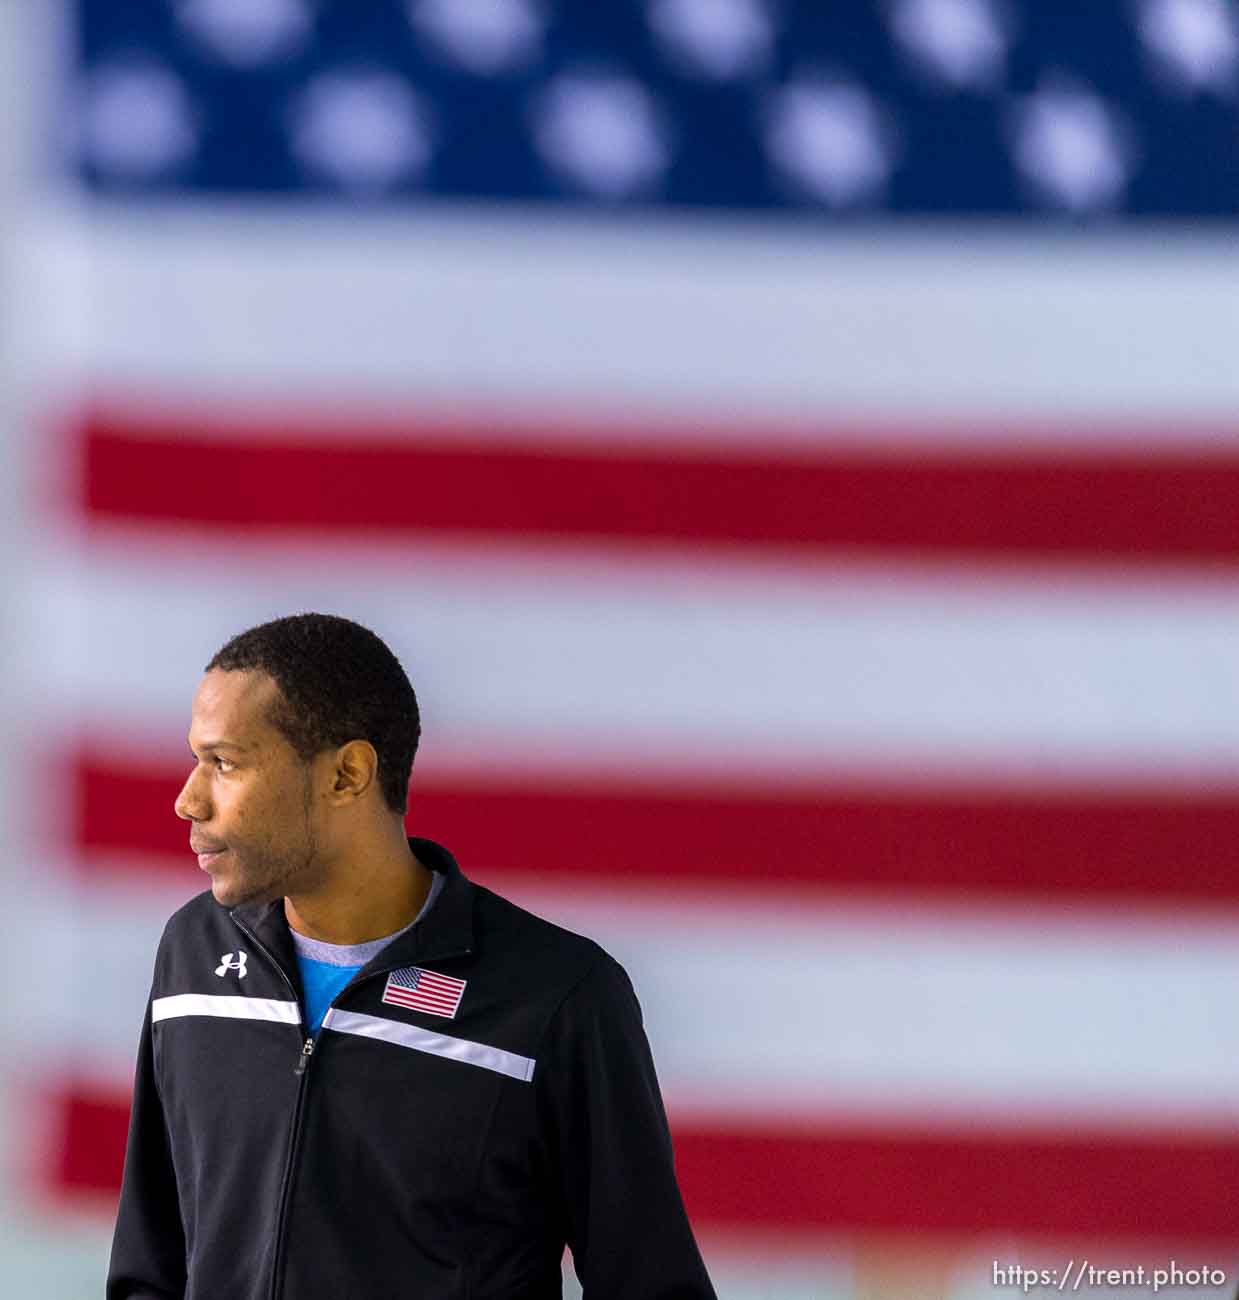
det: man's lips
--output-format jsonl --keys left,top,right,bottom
{"left": 192, "top": 844, "right": 227, "bottom": 868}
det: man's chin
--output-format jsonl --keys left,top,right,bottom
{"left": 209, "top": 873, "right": 277, "bottom": 910}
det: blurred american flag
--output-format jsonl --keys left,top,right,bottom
{"left": 15, "top": 1, "right": 1239, "bottom": 1295}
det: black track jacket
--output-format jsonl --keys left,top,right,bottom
{"left": 107, "top": 837, "right": 716, "bottom": 1299}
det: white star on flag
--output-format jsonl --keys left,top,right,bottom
{"left": 407, "top": 0, "right": 543, "bottom": 75}
{"left": 1137, "top": 0, "right": 1239, "bottom": 96}
{"left": 174, "top": 0, "right": 313, "bottom": 67}
{"left": 646, "top": 0, "right": 776, "bottom": 81}
{"left": 888, "top": 0, "right": 1010, "bottom": 91}
{"left": 288, "top": 70, "right": 434, "bottom": 192}
{"left": 78, "top": 60, "right": 199, "bottom": 179}
{"left": 764, "top": 75, "right": 898, "bottom": 207}
{"left": 1007, "top": 78, "right": 1137, "bottom": 213}
{"left": 531, "top": 71, "right": 671, "bottom": 198}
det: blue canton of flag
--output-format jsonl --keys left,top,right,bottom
{"left": 381, "top": 966, "right": 467, "bottom": 1019}
{"left": 69, "top": 0, "right": 1239, "bottom": 217}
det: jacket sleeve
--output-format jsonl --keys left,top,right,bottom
{"left": 537, "top": 955, "right": 716, "bottom": 1300}
{"left": 106, "top": 991, "right": 187, "bottom": 1300}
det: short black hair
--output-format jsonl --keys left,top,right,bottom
{"left": 206, "top": 613, "right": 419, "bottom": 815}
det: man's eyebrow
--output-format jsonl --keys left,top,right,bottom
{"left": 188, "top": 739, "right": 253, "bottom": 754}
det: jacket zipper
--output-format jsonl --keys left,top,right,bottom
{"left": 231, "top": 915, "right": 316, "bottom": 1300}
{"left": 230, "top": 915, "right": 472, "bottom": 1299}
{"left": 267, "top": 1033, "right": 314, "bottom": 1300}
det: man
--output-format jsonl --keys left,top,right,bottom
{"left": 107, "top": 612, "right": 716, "bottom": 1300}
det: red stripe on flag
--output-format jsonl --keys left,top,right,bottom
{"left": 74, "top": 755, "right": 1239, "bottom": 904}
{"left": 39, "top": 1083, "right": 1239, "bottom": 1238}
{"left": 81, "top": 407, "right": 1239, "bottom": 563}
{"left": 672, "top": 1125, "right": 1239, "bottom": 1239}
{"left": 47, "top": 1085, "right": 128, "bottom": 1199}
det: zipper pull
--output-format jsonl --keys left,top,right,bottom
{"left": 294, "top": 1035, "right": 315, "bottom": 1076}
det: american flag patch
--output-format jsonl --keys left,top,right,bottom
{"left": 380, "top": 966, "right": 467, "bottom": 1019}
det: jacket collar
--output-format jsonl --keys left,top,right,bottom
{"left": 229, "top": 836, "right": 476, "bottom": 990}
{"left": 397, "top": 836, "right": 476, "bottom": 965}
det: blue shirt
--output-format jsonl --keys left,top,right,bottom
{"left": 296, "top": 957, "right": 363, "bottom": 1034}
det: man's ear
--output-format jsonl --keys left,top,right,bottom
{"left": 327, "top": 740, "right": 379, "bottom": 804}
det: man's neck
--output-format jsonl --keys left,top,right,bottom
{"left": 284, "top": 836, "right": 432, "bottom": 946}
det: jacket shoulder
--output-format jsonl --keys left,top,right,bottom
{"left": 153, "top": 888, "right": 236, "bottom": 964}
{"left": 470, "top": 882, "right": 619, "bottom": 988}
{"left": 161, "top": 887, "right": 226, "bottom": 935}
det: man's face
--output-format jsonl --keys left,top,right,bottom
{"left": 175, "top": 669, "right": 328, "bottom": 908}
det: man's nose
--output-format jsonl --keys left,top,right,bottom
{"left": 174, "top": 768, "right": 210, "bottom": 822}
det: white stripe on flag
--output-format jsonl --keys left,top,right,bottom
{"left": 40, "top": 204, "right": 1239, "bottom": 430}
{"left": 35, "top": 532, "right": 1239, "bottom": 778}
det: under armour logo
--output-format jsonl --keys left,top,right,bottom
{"left": 215, "top": 950, "right": 248, "bottom": 979}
